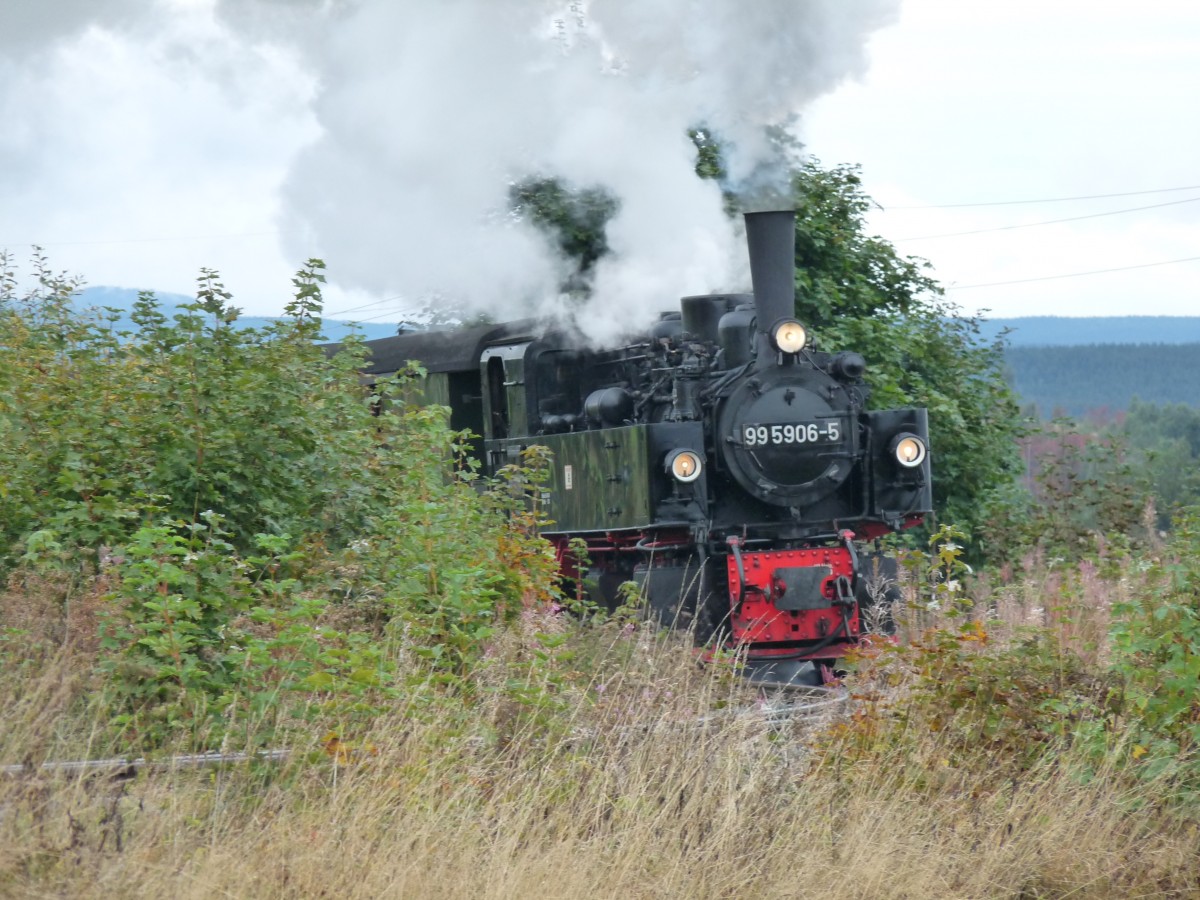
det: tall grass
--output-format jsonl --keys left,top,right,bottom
{"left": 2, "top": 564, "right": 1198, "bottom": 899}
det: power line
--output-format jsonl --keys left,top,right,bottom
{"left": 895, "top": 196, "right": 1200, "bottom": 242}
{"left": 947, "top": 255, "right": 1200, "bottom": 290}
{"left": 348, "top": 304, "right": 428, "bottom": 324}
{"left": 885, "top": 184, "right": 1200, "bottom": 210}
{"left": 323, "top": 294, "right": 410, "bottom": 317}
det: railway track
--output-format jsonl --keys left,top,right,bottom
{"left": 2, "top": 686, "right": 848, "bottom": 777}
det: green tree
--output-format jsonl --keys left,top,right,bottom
{"left": 508, "top": 177, "right": 620, "bottom": 292}
{"left": 776, "top": 161, "right": 1023, "bottom": 550}
{"left": 1120, "top": 399, "right": 1200, "bottom": 529}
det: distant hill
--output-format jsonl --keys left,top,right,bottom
{"left": 74, "top": 286, "right": 403, "bottom": 343}
{"left": 1003, "top": 343, "right": 1200, "bottom": 418}
{"left": 65, "top": 290, "right": 1199, "bottom": 418}
{"left": 978, "top": 316, "right": 1200, "bottom": 347}
{"left": 972, "top": 318, "right": 1200, "bottom": 417}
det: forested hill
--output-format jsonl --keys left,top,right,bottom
{"left": 975, "top": 318, "right": 1200, "bottom": 417}
{"left": 1003, "top": 343, "right": 1200, "bottom": 418}
{"left": 979, "top": 316, "right": 1200, "bottom": 347}
{"left": 979, "top": 319, "right": 1200, "bottom": 417}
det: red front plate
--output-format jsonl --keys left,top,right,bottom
{"left": 726, "top": 546, "right": 858, "bottom": 646}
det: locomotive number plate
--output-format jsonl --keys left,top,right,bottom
{"left": 742, "top": 421, "right": 841, "bottom": 447}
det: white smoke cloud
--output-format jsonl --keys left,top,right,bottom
{"left": 0, "top": 0, "right": 897, "bottom": 339}
{"left": 249, "top": 0, "right": 899, "bottom": 341}
{"left": 586, "top": 0, "right": 897, "bottom": 184}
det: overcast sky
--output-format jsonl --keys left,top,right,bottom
{"left": 804, "top": 0, "right": 1200, "bottom": 319}
{"left": 1, "top": 0, "right": 1196, "bottom": 322}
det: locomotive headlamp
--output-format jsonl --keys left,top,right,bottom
{"left": 770, "top": 318, "right": 807, "bottom": 354}
{"left": 890, "top": 433, "right": 928, "bottom": 468}
{"left": 666, "top": 448, "right": 703, "bottom": 483}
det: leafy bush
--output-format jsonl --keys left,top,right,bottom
{"left": 983, "top": 420, "right": 1150, "bottom": 567}
{"left": 1110, "top": 512, "right": 1200, "bottom": 779}
{"left": 842, "top": 530, "right": 1112, "bottom": 781}
{"left": 843, "top": 521, "right": 1200, "bottom": 799}
{"left": 0, "top": 253, "right": 552, "bottom": 748}
{"left": 0, "top": 257, "right": 380, "bottom": 563}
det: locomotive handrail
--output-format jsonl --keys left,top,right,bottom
{"left": 838, "top": 530, "right": 860, "bottom": 594}
{"left": 726, "top": 535, "right": 750, "bottom": 608}
{"left": 635, "top": 535, "right": 692, "bottom": 551}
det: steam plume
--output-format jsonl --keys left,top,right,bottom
{"left": 245, "top": 0, "right": 898, "bottom": 340}
{"left": 2, "top": 0, "right": 898, "bottom": 340}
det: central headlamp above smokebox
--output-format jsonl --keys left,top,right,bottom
{"left": 770, "top": 318, "right": 807, "bottom": 354}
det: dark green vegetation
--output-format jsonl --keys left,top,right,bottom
{"left": 508, "top": 178, "right": 619, "bottom": 291}
{"left": 1, "top": 164, "right": 1199, "bottom": 895}
{"left": 1005, "top": 342, "right": 1200, "bottom": 418}
{"left": 1120, "top": 399, "right": 1200, "bottom": 526}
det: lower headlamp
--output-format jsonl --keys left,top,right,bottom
{"left": 666, "top": 448, "right": 703, "bottom": 483}
{"left": 890, "top": 433, "right": 928, "bottom": 468}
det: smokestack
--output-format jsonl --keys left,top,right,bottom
{"left": 743, "top": 210, "right": 796, "bottom": 335}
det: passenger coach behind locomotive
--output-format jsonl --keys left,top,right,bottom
{"left": 348, "top": 210, "right": 933, "bottom": 685}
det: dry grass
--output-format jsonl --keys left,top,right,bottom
{"left": 2, "top": 708, "right": 1196, "bottom": 898}
{"left": 1, "top": 563, "right": 1198, "bottom": 898}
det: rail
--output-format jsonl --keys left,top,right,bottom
{"left": 3, "top": 686, "right": 849, "bottom": 776}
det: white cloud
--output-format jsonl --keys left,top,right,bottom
{"left": 801, "top": 0, "right": 1200, "bottom": 317}
{"left": 0, "top": 3, "right": 317, "bottom": 307}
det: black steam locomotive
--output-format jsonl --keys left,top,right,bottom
{"left": 349, "top": 210, "right": 932, "bottom": 685}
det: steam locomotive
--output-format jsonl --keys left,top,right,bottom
{"left": 347, "top": 210, "right": 932, "bottom": 685}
